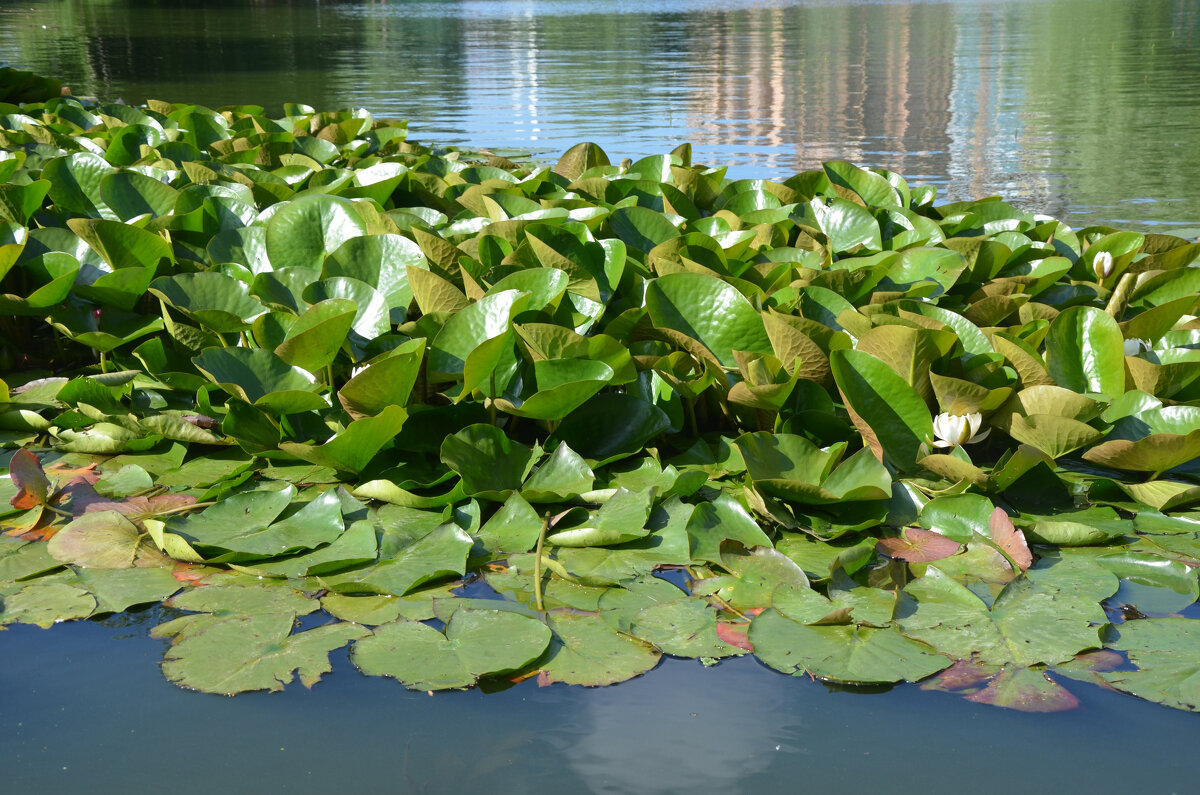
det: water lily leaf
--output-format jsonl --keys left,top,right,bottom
{"left": 279, "top": 405, "right": 408, "bottom": 475}
{"left": 67, "top": 217, "right": 173, "bottom": 272}
{"left": 686, "top": 492, "right": 772, "bottom": 564}
{"left": 750, "top": 610, "right": 949, "bottom": 683}
{"left": 812, "top": 197, "right": 882, "bottom": 253}
{"left": 554, "top": 497, "right": 695, "bottom": 583}
{"left": 546, "top": 487, "right": 653, "bottom": 547}
{"left": 0, "top": 581, "right": 96, "bottom": 628}
{"left": 351, "top": 608, "right": 551, "bottom": 690}
{"left": 214, "top": 488, "right": 345, "bottom": 559}
{"left": 1023, "top": 506, "right": 1130, "bottom": 546}
{"left": 192, "top": 347, "right": 325, "bottom": 413}
{"left": 47, "top": 510, "right": 142, "bottom": 569}
{"left": 521, "top": 443, "right": 594, "bottom": 503}
{"left": 441, "top": 424, "right": 537, "bottom": 500}
{"left": 91, "top": 464, "right": 155, "bottom": 499}
{"left": 477, "top": 493, "right": 542, "bottom": 553}
{"left": 321, "top": 589, "right": 451, "bottom": 624}
{"left": 0, "top": 179, "right": 49, "bottom": 225}
{"left": 266, "top": 193, "right": 368, "bottom": 270}
{"left": 74, "top": 566, "right": 180, "bottom": 613}
{"left": 877, "top": 527, "right": 962, "bottom": 562}
{"left": 963, "top": 667, "right": 1080, "bottom": 712}
{"left": 338, "top": 337, "right": 425, "bottom": 419}
{"left": 159, "top": 612, "right": 368, "bottom": 695}
{"left": 897, "top": 567, "right": 1106, "bottom": 667}
{"left": 990, "top": 508, "right": 1033, "bottom": 572}
{"left": 240, "top": 518, "right": 378, "bottom": 579}
{"left": 43, "top": 152, "right": 115, "bottom": 218}
{"left": 1025, "top": 551, "right": 1120, "bottom": 601}
{"left": 1109, "top": 479, "right": 1200, "bottom": 512}
{"left": 609, "top": 205, "right": 680, "bottom": 253}
{"left": 645, "top": 272, "right": 772, "bottom": 367}
{"left": 99, "top": 171, "right": 179, "bottom": 221}
{"left": 1006, "top": 414, "right": 1105, "bottom": 459}
{"left": 1101, "top": 617, "right": 1200, "bottom": 712}
{"left": 325, "top": 232, "right": 425, "bottom": 311}
{"left": 736, "top": 432, "right": 891, "bottom": 504}
{"left": 496, "top": 359, "right": 613, "bottom": 421}
{"left": 169, "top": 485, "right": 295, "bottom": 551}
{"left": 273, "top": 298, "right": 356, "bottom": 373}
{"left": 629, "top": 598, "right": 747, "bottom": 659}
{"left": 302, "top": 276, "right": 391, "bottom": 342}
{"left": 1045, "top": 305, "right": 1125, "bottom": 397}
{"left": 325, "top": 523, "right": 471, "bottom": 596}
{"left": 718, "top": 541, "right": 810, "bottom": 610}
{"left": 555, "top": 142, "right": 610, "bottom": 180}
{"left": 150, "top": 272, "right": 268, "bottom": 333}
{"left": 9, "top": 448, "right": 50, "bottom": 509}
{"left": 1095, "top": 552, "right": 1199, "bottom": 614}
{"left": 551, "top": 393, "right": 671, "bottom": 463}
{"left": 823, "top": 161, "right": 901, "bottom": 208}
{"left": 1083, "top": 430, "right": 1200, "bottom": 474}
{"left": 489, "top": 268, "right": 570, "bottom": 313}
{"left": 831, "top": 349, "right": 933, "bottom": 472}
{"left": 428, "top": 289, "right": 530, "bottom": 377}
{"left": 539, "top": 611, "right": 660, "bottom": 686}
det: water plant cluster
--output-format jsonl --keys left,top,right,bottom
{"left": 1, "top": 83, "right": 1198, "bottom": 712}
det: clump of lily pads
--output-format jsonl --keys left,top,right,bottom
{"left": 1, "top": 87, "right": 1199, "bottom": 713}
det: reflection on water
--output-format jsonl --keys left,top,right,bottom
{"left": 3, "top": 618, "right": 1198, "bottom": 794}
{"left": 1, "top": 0, "right": 1198, "bottom": 229}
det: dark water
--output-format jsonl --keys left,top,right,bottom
{"left": 2, "top": 2, "right": 1199, "bottom": 790}
{"left": 1, "top": 0, "right": 1199, "bottom": 231}
{"left": 3, "top": 613, "right": 1198, "bottom": 795}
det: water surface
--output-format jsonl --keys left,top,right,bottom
{"left": 3, "top": 612, "right": 1198, "bottom": 794}
{"left": 1, "top": 0, "right": 1198, "bottom": 229}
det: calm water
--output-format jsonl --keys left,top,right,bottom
{"left": 2, "top": 1, "right": 1199, "bottom": 790}
{"left": 3, "top": 611, "right": 1198, "bottom": 794}
{"left": 1, "top": 0, "right": 1199, "bottom": 231}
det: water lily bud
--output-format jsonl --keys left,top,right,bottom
{"left": 1124, "top": 338, "right": 1152, "bottom": 356}
{"left": 1092, "top": 250, "right": 1114, "bottom": 281}
{"left": 932, "top": 411, "right": 989, "bottom": 448}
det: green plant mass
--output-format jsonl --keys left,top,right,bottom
{"left": 1, "top": 87, "right": 1198, "bottom": 713}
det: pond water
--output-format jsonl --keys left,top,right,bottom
{"left": 2, "top": 0, "right": 1200, "bottom": 790}
{"left": 1, "top": 0, "right": 1199, "bottom": 232}
{"left": 5, "top": 609, "right": 1199, "bottom": 794}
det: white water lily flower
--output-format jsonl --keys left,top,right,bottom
{"left": 932, "top": 411, "right": 990, "bottom": 448}
{"left": 1092, "top": 250, "right": 1114, "bottom": 281}
{"left": 1124, "top": 338, "right": 1152, "bottom": 356}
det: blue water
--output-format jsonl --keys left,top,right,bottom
{"left": 3, "top": 611, "right": 1197, "bottom": 794}
{"left": 2, "top": 0, "right": 1199, "bottom": 230}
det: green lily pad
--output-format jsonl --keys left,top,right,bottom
{"left": 266, "top": 193, "right": 368, "bottom": 270}
{"left": 0, "top": 581, "right": 96, "bottom": 628}
{"left": 750, "top": 610, "right": 949, "bottom": 684}
{"left": 645, "top": 272, "right": 772, "bottom": 368}
{"left": 351, "top": 608, "right": 552, "bottom": 690}
{"left": 538, "top": 610, "right": 660, "bottom": 686}
{"left": 47, "top": 510, "right": 143, "bottom": 569}
{"left": 1102, "top": 617, "right": 1200, "bottom": 712}
{"left": 158, "top": 612, "right": 369, "bottom": 695}
{"left": 897, "top": 567, "right": 1106, "bottom": 667}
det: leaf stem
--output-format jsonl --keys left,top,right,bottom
{"left": 489, "top": 371, "right": 497, "bottom": 427}
{"left": 685, "top": 565, "right": 749, "bottom": 621}
{"left": 155, "top": 501, "right": 216, "bottom": 516}
{"left": 533, "top": 513, "right": 549, "bottom": 612}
